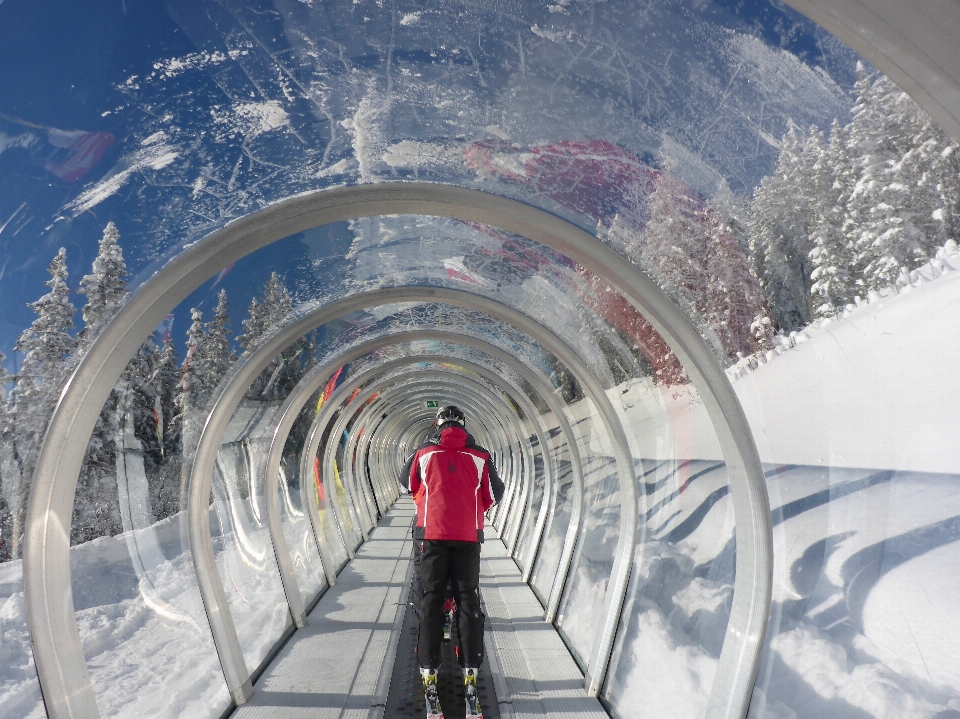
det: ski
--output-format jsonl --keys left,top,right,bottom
{"left": 464, "top": 667, "right": 483, "bottom": 719}
{"left": 421, "top": 668, "right": 444, "bottom": 719}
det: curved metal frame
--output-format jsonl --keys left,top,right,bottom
{"left": 293, "top": 350, "right": 552, "bottom": 552}
{"left": 300, "top": 365, "right": 507, "bottom": 563}
{"left": 328, "top": 369, "right": 517, "bottom": 509}
{"left": 295, "top": 350, "right": 568, "bottom": 563}
{"left": 348, "top": 372, "right": 552, "bottom": 558}
{"left": 335, "top": 380, "right": 513, "bottom": 530}
{"left": 200, "top": 296, "right": 636, "bottom": 702}
{"left": 197, "top": 326, "right": 556, "bottom": 685}
{"left": 25, "top": 183, "right": 768, "bottom": 719}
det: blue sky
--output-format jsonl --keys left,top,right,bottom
{"left": 0, "top": 0, "right": 866, "bottom": 367}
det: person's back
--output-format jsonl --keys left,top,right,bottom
{"left": 410, "top": 424, "right": 492, "bottom": 543}
{"left": 404, "top": 405, "right": 498, "bottom": 719}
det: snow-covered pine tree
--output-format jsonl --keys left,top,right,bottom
{"left": 77, "top": 222, "right": 128, "bottom": 350}
{"left": 930, "top": 141, "right": 960, "bottom": 247}
{"left": 240, "top": 272, "right": 299, "bottom": 398}
{"left": 637, "top": 173, "right": 771, "bottom": 362}
{"left": 175, "top": 309, "right": 211, "bottom": 513}
{"left": 0, "top": 353, "right": 10, "bottom": 438}
{"left": 848, "top": 73, "right": 927, "bottom": 290}
{"left": 15, "top": 249, "right": 77, "bottom": 395}
{"left": 123, "top": 333, "right": 161, "bottom": 477}
{"left": 809, "top": 119, "right": 859, "bottom": 315}
{"left": 637, "top": 174, "right": 707, "bottom": 297}
{"left": 0, "top": 352, "right": 12, "bottom": 560}
{"left": 744, "top": 123, "right": 816, "bottom": 332}
{"left": 143, "top": 335, "right": 182, "bottom": 519}
{"left": 204, "top": 289, "right": 235, "bottom": 384}
{"left": 238, "top": 298, "right": 267, "bottom": 357}
{"left": 72, "top": 224, "right": 134, "bottom": 544}
{"left": 182, "top": 308, "right": 213, "bottom": 411}
{"left": 842, "top": 66, "right": 960, "bottom": 293}
{"left": 737, "top": 63, "right": 959, "bottom": 333}
{"left": 9, "top": 248, "right": 77, "bottom": 555}
{"left": 701, "top": 205, "right": 772, "bottom": 357}
{"left": 154, "top": 336, "right": 182, "bottom": 454}
{"left": 263, "top": 272, "right": 293, "bottom": 328}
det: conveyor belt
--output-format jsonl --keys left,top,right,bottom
{"left": 383, "top": 595, "right": 500, "bottom": 719}
{"left": 226, "top": 501, "right": 602, "bottom": 719}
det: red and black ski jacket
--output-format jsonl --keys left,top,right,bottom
{"left": 400, "top": 426, "right": 504, "bottom": 542}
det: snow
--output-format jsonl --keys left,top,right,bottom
{"left": 862, "top": 541, "right": 960, "bottom": 694}
{"left": 0, "top": 132, "right": 38, "bottom": 155}
{"left": 612, "top": 253, "right": 960, "bottom": 475}
{"left": 598, "top": 459, "right": 960, "bottom": 719}
{"left": 228, "top": 102, "right": 290, "bottom": 136}
{"left": 556, "top": 449, "right": 621, "bottom": 662}
{"left": 0, "top": 394, "right": 308, "bottom": 719}
{"left": 529, "top": 24, "right": 575, "bottom": 43}
{"left": 734, "top": 261, "right": 960, "bottom": 474}
{"left": 611, "top": 603, "right": 718, "bottom": 719}
{"left": 567, "top": 266, "right": 960, "bottom": 718}
{"left": 150, "top": 51, "right": 229, "bottom": 80}
{"left": 764, "top": 626, "right": 952, "bottom": 719}
{"left": 0, "top": 562, "right": 45, "bottom": 719}
{"left": 0, "top": 520, "right": 233, "bottom": 719}
{"left": 65, "top": 134, "right": 179, "bottom": 216}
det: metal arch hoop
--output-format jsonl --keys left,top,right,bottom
{"left": 184, "top": 308, "right": 613, "bottom": 706}
{"left": 322, "top": 357, "right": 519, "bottom": 535}
{"left": 343, "top": 377, "right": 522, "bottom": 505}
{"left": 309, "top": 360, "right": 555, "bottom": 562}
{"left": 303, "top": 361, "right": 523, "bottom": 518}
{"left": 305, "top": 363, "right": 514, "bottom": 562}
{"left": 296, "top": 348, "right": 580, "bottom": 601}
{"left": 315, "top": 351, "right": 543, "bottom": 550}
{"left": 25, "top": 183, "right": 770, "bottom": 719}
{"left": 331, "top": 378, "right": 516, "bottom": 531}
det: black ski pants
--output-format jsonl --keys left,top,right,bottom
{"left": 410, "top": 539, "right": 458, "bottom": 622}
{"left": 417, "top": 539, "right": 484, "bottom": 669}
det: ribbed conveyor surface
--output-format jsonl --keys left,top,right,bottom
{"left": 231, "top": 498, "right": 608, "bottom": 719}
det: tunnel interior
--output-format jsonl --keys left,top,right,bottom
{"left": 1, "top": 2, "right": 959, "bottom": 719}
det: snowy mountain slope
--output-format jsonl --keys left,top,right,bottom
{"left": 610, "top": 254, "right": 960, "bottom": 474}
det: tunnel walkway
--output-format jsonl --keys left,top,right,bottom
{"left": 231, "top": 498, "right": 607, "bottom": 719}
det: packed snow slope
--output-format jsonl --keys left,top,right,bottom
{"left": 617, "top": 259, "right": 960, "bottom": 474}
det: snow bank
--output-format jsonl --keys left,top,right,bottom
{"left": 0, "top": 561, "right": 45, "bottom": 719}
{"left": 0, "top": 520, "right": 232, "bottom": 719}
{"left": 556, "top": 454, "right": 620, "bottom": 662}
{"left": 611, "top": 248, "right": 960, "bottom": 474}
{"left": 603, "top": 457, "right": 735, "bottom": 718}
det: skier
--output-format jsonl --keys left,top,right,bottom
{"left": 401, "top": 405, "right": 503, "bottom": 719}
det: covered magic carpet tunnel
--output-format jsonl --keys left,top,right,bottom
{"left": 1, "top": 1, "right": 960, "bottom": 719}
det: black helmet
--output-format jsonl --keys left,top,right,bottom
{"left": 435, "top": 405, "right": 466, "bottom": 429}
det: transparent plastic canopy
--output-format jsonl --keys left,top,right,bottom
{"left": 2, "top": 3, "right": 960, "bottom": 719}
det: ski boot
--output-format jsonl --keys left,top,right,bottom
{"left": 420, "top": 667, "right": 444, "bottom": 719}
{"left": 464, "top": 667, "right": 483, "bottom": 719}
